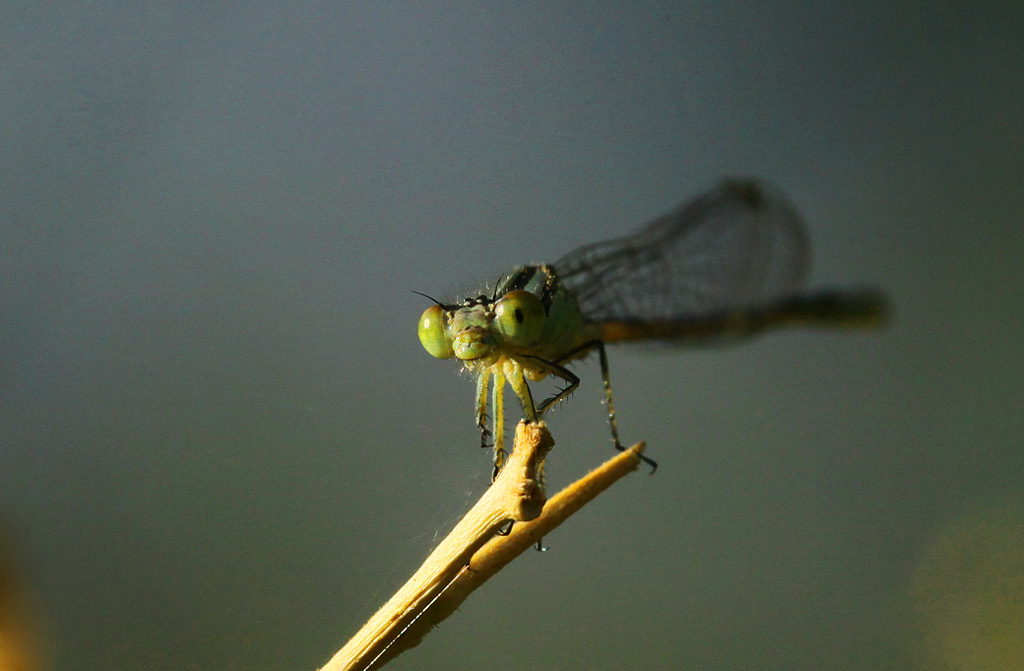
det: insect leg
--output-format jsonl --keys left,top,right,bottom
{"left": 519, "top": 356, "right": 581, "bottom": 416}
{"left": 505, "top": 362, "right": 546, "bottom": 490}
{"left": 506, "top": 365, "right": 539, "bottom": 423}
{"left": 475, "top": 369, "right": 492, "bottom": 451}
{"left": 491, "top": 370, "right": 506, "bottom": 481}
{"left": 595, "top": 340, "right": 658, "bottom": 473}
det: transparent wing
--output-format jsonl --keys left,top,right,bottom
{"left": 553, "top": 179, "right": 812, "bottom": 323}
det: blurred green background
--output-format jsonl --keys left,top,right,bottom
{"left": 2, "top": 3, "right": 1022, "bottom": 670}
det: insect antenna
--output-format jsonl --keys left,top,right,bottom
{"left": 491, "top": 273, "right": 508, "bottom": 301}
{"left": 411, "top": 290, "right": 445, "bottom": 306}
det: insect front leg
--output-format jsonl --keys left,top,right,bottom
{"left": 475, "top": 369, "right": 492, "bottom": 451}
{"left": 506, "top": 363, "right": 539, "bottom": 423}
{"left": 490, "top": 370, "right": 506, "bottom": 481}
{"left": 506, "top": 363, "right": 545, "bottom": 491}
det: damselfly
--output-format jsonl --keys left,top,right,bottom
{"left": 417, "top": 179, "right": 886, "bottom": 476}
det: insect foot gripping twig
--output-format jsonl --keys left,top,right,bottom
{"left": 320, "top": 421, "right": 554, "bottom": 671}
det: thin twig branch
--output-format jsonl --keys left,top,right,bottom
{"left": 319, "top": 421, "right": 645, "bottom": 671}
{"left": 369, "top": 437, "right": 646, "bottom": 668}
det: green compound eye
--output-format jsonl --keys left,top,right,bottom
{"left": 494, "top": 290, "right": 546, "bottom": 347}
{"left": 418, "top": 304, "right": 454, "bottom": 359}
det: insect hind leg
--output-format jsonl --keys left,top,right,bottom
{"left": 560, "top": 340, "right": 659, "bottom": 473}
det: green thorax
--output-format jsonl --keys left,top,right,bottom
{"left": 488, "top": 263, "right": 591, "bottom": 360}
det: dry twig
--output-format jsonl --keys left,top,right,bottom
{"left": 319, "top": 421, "right": 645, "bottom": 671}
